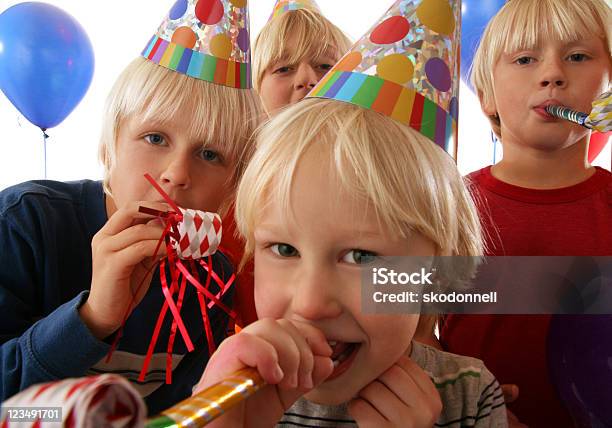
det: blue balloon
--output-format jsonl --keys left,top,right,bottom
{"left": 0, "top": 2, "right": 94, "bottom": 129}
{"left": 461, "top": 0, "right": 506, "bottom": 90}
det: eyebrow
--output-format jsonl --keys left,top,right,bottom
{"left": 132, "top": 119, "right": 174, "bottom": 131}
{"left": 255, "top": 224, "right": 382, "bottom": 238}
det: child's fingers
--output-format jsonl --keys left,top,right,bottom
{"left": 287, "top": 320, "right": 333, "bottom": 357}
{"left": 376, "top": 357, "right": 425, "bottom": 407}
{"left": 98, "top": 222, "right": 166, "bottom": 254}
{"left": 349, "top": 355, "right": 441, "bottom": 427}
{"left": 99, "top": 201, "right": 169, "bottom": 236}
{"left": 195, "top": 332, "right": 283, "bottom": 394}
{"left": 269, "top": 319, "right": 334, "bottom": 389}
{"left": 347, "top": 396, "right": 387, "bottom": 428}
{"left": 104, "top": 238, "right": 169, "bottom": 270}
{"left": 274, "top": 354, "right": 335, "bottom": 414}
{"left": 501, "top": 384, "right": 519, "bottom": 403}
{"left": 353, "top": 379, "right": 398, "bottom": 422}
{"left": 243, "top": 319, "right": 311, "bottom": 390}
{"left": 274, "top": 320, "right": 316, "bottom": 389}
{"left": 394, "top": 355, "right": 441, "bottom": 404}
{"left": 311, "top": 355, "right": 334, "bottom": 386}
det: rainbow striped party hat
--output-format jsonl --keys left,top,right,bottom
{"left": 308, "top": 0, "right": 460, "bottom": 157}
{"left": 269, "top": 0, "right": 321, "bottom": 21}
{"left": 142, "top": 0, "right": 252, "bottom": 89}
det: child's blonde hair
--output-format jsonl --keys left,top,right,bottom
{"left": 471, "top": 0, "right": 612, "bottom": 138}
{"left": 252, "top": 8, "right": 352, "bottom": 93}
{"left": 236, "top": 98, "right": 483, "bottom": 267}
{"left": 99, "top": 57, "right": 265, "bottom": 198}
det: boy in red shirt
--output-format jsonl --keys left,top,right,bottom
{"left": 440, "top": 0, "right": 612, "bottom": 426}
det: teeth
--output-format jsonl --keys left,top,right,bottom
{"left": 333, "top": 359, "right": 340, "bottom": 367}
{"left": 331, "top": 343, "right": 356, "bottom": 365}
{"left": 328, "top": 341, "right": 337, "bottom": 347}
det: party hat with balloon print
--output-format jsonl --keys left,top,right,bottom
{"left": 268, "top": 0, "right": 322, "bottom": 21}
{"left": 142, "top": 0, "right": 252, "bottom": 88}
{"left": 309, "top": 0, "right": 460, "bottom": 157}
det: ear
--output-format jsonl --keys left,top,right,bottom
{"left": 478, "top": 89, "right": 497, "bottom": 117}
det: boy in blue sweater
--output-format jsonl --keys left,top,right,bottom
{"left": 0, "top": 0, "right": 263, "bottom": 415}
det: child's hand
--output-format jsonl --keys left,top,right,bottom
{"left": 80, "top": 201, "right": 168, "bottom": 339}
{"left": 502, "top": 384, "right": 528, "bottom": 427}
{"left": 348, "top": 355, "right": 442, "bottom": 428}
{"left": 192, "top": 318, "right": 334, "bottom": 428}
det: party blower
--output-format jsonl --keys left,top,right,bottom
{"left": 545, "top": 90, "right": 612, "bottom": 132}
{"left": 0, "top": 369, "right": 264, "bottom": 427}
{"left": 146, "top": 368, "right": 265, "bottom": 427}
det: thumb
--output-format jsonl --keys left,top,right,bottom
{"left": 501, "top": 384, "right": 519, "bottom": 403}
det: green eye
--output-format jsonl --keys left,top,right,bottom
{"left": 343, "top": 249, "right": 377, "bottom": 265}
{"left": 271, "top": 243, "right": 299, "bottom": 257}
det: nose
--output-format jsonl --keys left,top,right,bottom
{"left": 539, "top": 57, "right": 567, "bottom": 89}
{"left": 160, "top": 151, "right": 191, "bottom": 189}
{"left": 294, "top": 63, "right": 319, "bottom": 91}
{"left": 290, "top": 262, "right": 343, "bottom": 321}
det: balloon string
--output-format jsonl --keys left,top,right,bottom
{"left": 491, "top": 131, "right": 497, "bottom": 164}
{"left": 41, "top": 128, "right": 49, "bottom": 178}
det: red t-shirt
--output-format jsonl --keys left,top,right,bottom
{"left": 219, "top": 207, "right": 257, "bottom": 328}
{"left": 441, "top": 166, "right": 612, "bottom": 428}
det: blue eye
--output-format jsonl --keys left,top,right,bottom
{"left": 319, "top": 63, "right": 333, "bottom": 71}
{"left": 342, "top": 249, "right": 377, "bottom": 265}
{"left": 200, "top": 149, "right": 220, "bottom": 162}
{"left": 274, "top": 66, "right": 291, "bottom": 74}
{"left": 515, "top": 56, "right": 534, "bottom": 65}
{"left": 144, "top": 134, "right": 165, "bottom": 145}
{"left": 568, "top": 53, "right": 588, "bottom": 62}
{"left": 271, "top": 243, "right": 299, "bottom": 257}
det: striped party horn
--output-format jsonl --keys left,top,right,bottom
{"left": 146, "top": 368, "right": 265, "bottom": 427}
{"left": 546, "top": 91, "right": 612, "bottom": 132}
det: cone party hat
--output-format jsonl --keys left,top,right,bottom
{"left": 309, "top": 0, "right": 461, "bottom": 157}
{"left": 269, "top": 0, "right": 322, "bottom": 21}
{"left": 142, "top": 0, "right": 252, "bottom": 88}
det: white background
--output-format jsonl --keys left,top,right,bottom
{"left": 0, "top": 0, "right": 609, "bottom": 190}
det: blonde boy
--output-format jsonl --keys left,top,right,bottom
{"left": 440, "top": 0, "right": 612, "bottom": 426}
{"left": 253, "top": 4, "right": 352, "bottom": 114}
{"left": 195, "top": 98, "right": 506, "bottom": 427}
{"left": 224, "top": 2, "right": 352, "bottom": 328}
{"left": 0, "top": 2, "right": 264, "bottom": 415}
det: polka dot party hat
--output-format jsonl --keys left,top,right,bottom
{"left": 268, "top": 0, "right": 322, "bottom": 21}
{"left": 142, "top": 0, "right": 252, "bottom": 88}
{"left": 308, "top": 0, "right": 460, "bottom": 157}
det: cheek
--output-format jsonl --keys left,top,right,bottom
{"left": 107, "top": 167, "right": 140, "bottom": 208}
{"left": 261, "top": 76, "right": 291, "bottom": 99}
{"left": 254, "top": 260, "right": 288, "bottom": 318}
{"left": 366, "top": 315, "right": 418, "bottom": 358}
{"left": 193, "top": 168, "right": 234, "bottom": 209}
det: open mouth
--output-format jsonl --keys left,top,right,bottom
{"left": 326, "top": 341, "right": 360, "bottom": 381}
